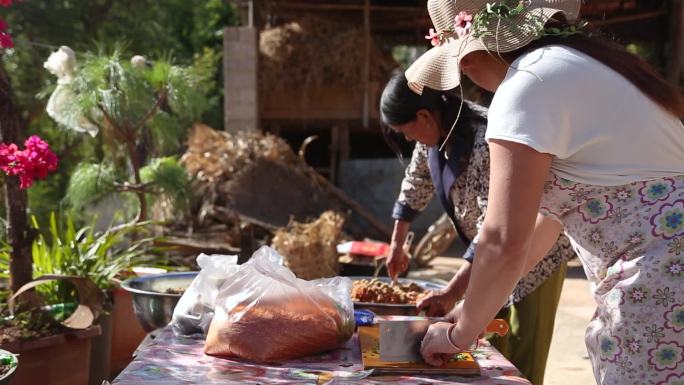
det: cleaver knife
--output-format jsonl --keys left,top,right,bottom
{"left": 379, "top": 317, "right": 509, "bottom": 362}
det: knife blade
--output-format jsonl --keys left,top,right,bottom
{"left": 379, "top": 317, "right": 509, "bottom": 362}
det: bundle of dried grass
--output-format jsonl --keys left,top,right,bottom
{"left": 181, "top": 123, "right": 299, "bottom": 187}
{"left": 259, "top": 16, "right": 397, "bottom": 91}
{"left": 176, "top": 124, "right": 307, "bottom": 243}
{"left": 271, "top": 211, "right": 345, "bottom": 280}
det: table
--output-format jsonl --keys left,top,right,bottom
{"left": 112, "top": 327, "right": 531, "bottom": 384}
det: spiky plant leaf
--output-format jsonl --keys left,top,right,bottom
{"left": 140, "top": 157, "right": 190, "bottom": 211}
{"left": 166, "top": 66, "right": 210, "bottom": 123}
{"left": 146, "top": 60, "right": 172, "bottom": 90}
{"left": 28, "top": 213, "right": 165, "bottom": 304}
{"left": 66, "top": 163, "right": 118, "bottom": 209}
{"left": 148, "top": 111, "right": 184, "bottom": 155}
{"left": 0, "top": 239, "right": 10, "bottom": 279}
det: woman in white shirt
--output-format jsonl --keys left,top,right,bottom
{"left": 407, "top": 1, "right": 684, "bottom": 384}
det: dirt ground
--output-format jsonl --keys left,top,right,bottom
{"left": 408, "top": 255, "right": 596, "bottom": 385}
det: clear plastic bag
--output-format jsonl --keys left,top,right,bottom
{"left": 204, "top": 246, "right": 355, "bottom": 363}
{"left": 172, "top": 253, "right": 239, "bottom": 335}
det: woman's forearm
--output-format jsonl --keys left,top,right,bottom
{"left": 445, "top": 260, "right": 472, "bottom": 300}
{"left": 450, "top": 214, "right": 562, "bottom": 344}
{"left": 391, "top": 220, "right": 410, "bottom": 249}
{"left": 454, "top": 233, "right": 527, "bottom": 342}
{"left": 449, "top": 140, "right": 555, "bottom": 346}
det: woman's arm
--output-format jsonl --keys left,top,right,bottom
{"left": 388, "top": 143, "right": 434, "bottom": 279}
{"left": 392, "top": 143, "right": 434, "bottom": 221}
{"left": 523, "top": 213, "right": 563, "bottom": 274}
{"left": 448, "top": 139, "right": 556, "bottom": 345}
{"left": 387, "top": 219, "right": 411, "bottom": 279}
{"left": 417, "top": 260, "right": 471, "bottom": 316}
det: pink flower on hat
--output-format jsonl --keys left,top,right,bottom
{"left": 425, "top": 28, "right": 441, "bottom": 47}
{"left": 454, "top": 11, "right": 473, "bottom": 37}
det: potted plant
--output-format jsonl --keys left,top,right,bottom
{"left": 0, "top": 275, "right": 101, "bottom": 385}
{"left": 1, "top": 212, "right": 164, "bottom": 385}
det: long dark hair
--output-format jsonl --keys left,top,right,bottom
{"left": 380, "top": 72, "right": 476, "bottom": 156}
{"left": 502, "top": 19, "right": 684, "bottom": 118}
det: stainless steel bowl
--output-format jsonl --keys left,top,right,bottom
{"left": 349, "top": 276, "right": 444, "bottom": 316}
{"left": 120, "top": 272, "right": 198, "bottom": 332}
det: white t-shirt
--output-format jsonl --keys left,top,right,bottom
{"left": 485, "top": 45, "right": 684, "bottom": 186}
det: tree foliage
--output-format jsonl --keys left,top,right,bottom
{"left": 0, "top": 0, "right": 238, "bottom": 225}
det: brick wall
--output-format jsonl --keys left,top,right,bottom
{"left": 223, "top": 27, "right": 258, "bottom": 133}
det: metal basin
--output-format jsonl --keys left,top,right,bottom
{"left": 120, "top": 272, "right": 198, "bottom": 332}
{"left": 349, "top": 276, "right": 444, "bottom": 316}
{"left": 0, "top": 349, "right": 18, "bottom": 385}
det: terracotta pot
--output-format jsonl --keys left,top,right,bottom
{"left": 108, "top": 286, "right": 147, "bottom": 377}
{"left": 0, "top": 326, "right": 100, "bottom": 385}
{"left": 89, "top": 313, "right": 112, "bottom": 385}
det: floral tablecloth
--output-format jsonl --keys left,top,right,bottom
{"left": 112, "top": 326, "right": 530, "bottom": 385}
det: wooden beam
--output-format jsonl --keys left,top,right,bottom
{"left": 275, "top": 1, "right": 424, "bottom": 13}
{"left": 362, "top": 0, "right": 371, "bottom": 129}
{"left": 667, "top": 0, "right": 684, "bottom": 86}
{"left": 587, "top": 9, "right": 666, "bottom": 27}
{"left": 315, "top": 173, "right": 393, "bottom": 240}
{"left": 330, "top": 125, "right": 340, "bottom": 184}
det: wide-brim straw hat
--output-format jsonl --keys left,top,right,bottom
{"left": 406, "top": 0, "right": 581, "bottom": 93}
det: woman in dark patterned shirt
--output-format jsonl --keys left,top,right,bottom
{"left": 380, "top": 73, "right": 576, "bottom": 385}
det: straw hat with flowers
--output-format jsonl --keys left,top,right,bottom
{"left": 406, "top": 0, "right": 582, "bottom": 94}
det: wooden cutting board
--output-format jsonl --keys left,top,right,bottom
{"left": 358, "top": 325, "right": 480, "bottom": 375}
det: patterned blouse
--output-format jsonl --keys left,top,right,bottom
{"left": 394, "top": 104, "right": 576, "bottom": 303}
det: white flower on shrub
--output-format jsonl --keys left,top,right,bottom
{"left": 131, "top": 55, "right": 146, "bottom": 69}
{"left": 43, "top": 46, "right": 77, "bottom": 84}
{"left": 44, "top": 46, "right": 99, "bottom": 137}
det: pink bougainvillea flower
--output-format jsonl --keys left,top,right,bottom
{"left": 0, "top": 19, "right": 7, "bottom": 31}
{"left": 0, "top": 136, "right": 58, "bottom": 189}
{"left": 0, "top": 143, "right": 19, "bottom": 174}
{"left": 0, "top": 32, "right": 13, "bottom": 49}
{"left": 0, "top": 0, "right": 13, "bottom": 7}
{"left": 424, "top": 28, "right": 441, "bottom": 47}
{"left": 454, "top": 11, "right": 473, "bottom": 37}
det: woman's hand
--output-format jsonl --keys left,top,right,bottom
{"left": 386, "top": 243, "right": 409, "bottom": 280}
{"left": 420, "top": 304, "right": 481, "bottom": 366}
{"left": 416, "top": 289, "right": 459, "bottom": 317}
{"left": 387, "top": 220, "right": 411, "bottom": 280}
{"left": 419, "top": 322, "right": 461, "bottom": 366}
{"left": 417, "top": 261, "right": 471, "bottom": 317}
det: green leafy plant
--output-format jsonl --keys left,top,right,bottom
{"left": 0, "top": 212, "right": 164, "bottom": 305}
{"left": 45, "top": 48, "right": 210, "bottom": 224}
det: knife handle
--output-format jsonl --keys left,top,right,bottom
{"left": 485, "top": 319, "right": 509, "bottom": 337}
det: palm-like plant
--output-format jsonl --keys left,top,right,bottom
{"left": 45, "top": 48, "right": 210, "bottom": 224}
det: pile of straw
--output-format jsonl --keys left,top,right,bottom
{"left": 271, "top": 211, "right": 345, "bottom": 280}
{"left": 181, "top": 123, "right": 299, "bottom": 188}
{"left": 259, "top": 16, "right": 397, "bottom": 91}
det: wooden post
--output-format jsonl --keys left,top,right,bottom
{"left": 362, "top": 0, "right": 371, "bottom": 129}
{"left": 0, "top": 61, "right": 33, "bottom": 294}
{"left": 667, "top": 0, "right": 684, "bottom": 86}
{"left": 339, "top": 124, "right": 350, "bottom": 162}
{"left": 330, "top": 125, "right": 340, "bottom": 184}
{"left": 238, "top": 223, "right": 255, "bottom": 264}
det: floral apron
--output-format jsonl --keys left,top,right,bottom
{"left": 539, "top": 173, "right": 684, "bottom": 385}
